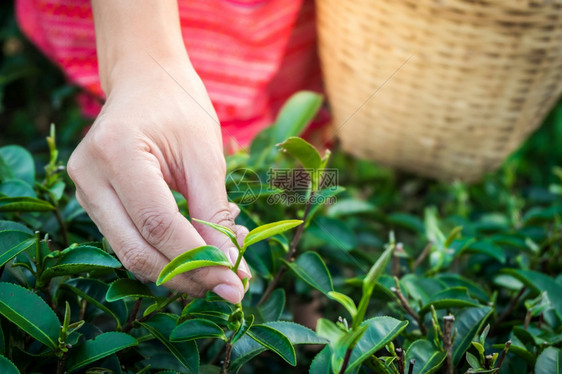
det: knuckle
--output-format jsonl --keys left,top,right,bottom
{"left": 87, "top": 119, "right": 123, "bottom": 159}
{"left": 138, "top": 210, "right": 176, "bottom": 246}
{"left": 120, "top": 247, "right": 150, "bottom": 277}
{"left": 207, "top": 208, "right": 235, "bottom": 228}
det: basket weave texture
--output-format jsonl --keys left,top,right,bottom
{"left": 316, "top": 0, "right": 562, "bottom": 181}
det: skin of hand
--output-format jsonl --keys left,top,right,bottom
{"left": 66, "top": 0, "right": 250, "bottom": 303}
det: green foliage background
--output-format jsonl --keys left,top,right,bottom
{"left": 1, "top": 1, "right": 562, "bottom": 373}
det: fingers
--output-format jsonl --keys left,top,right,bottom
{"left": 73, "top": 183, "right": 244, "bottom": 303}
{"left": 183, "top": 161, "right": 252, "bottom": 281}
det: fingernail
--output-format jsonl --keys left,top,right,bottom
{"left": 213, "top": 284, "right": 242, "bottom": 304}
{"left": 238, "top": 261, "right": 252, "bottom": 280}
{"left": 227, "top": 247, "right": 239, "bottom": 266}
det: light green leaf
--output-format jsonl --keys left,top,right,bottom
{"left": 452, "top": 307, "right": 493, "bottom": 365}
{"left": 271, "top": 91, "right": 323, "bottom": 144}
{"left": 243, "top": 220, "right": 303, "bottom": 250}
{"left": 192, "top": 218, "right": 238, "bottom": 248}
{"left": 327, "top": 199, "right": 376, "bottom": 217}
{"left": 41, "top": 245, "right": 121, "bottom": 279}
{"left": 139, "top": 314, "right": 199, "bottom": 373}
{"left": 0, "top": 282, "right": 60, "bottom": 349}
{"left": 354, "top": 242, "right": 394, "bottom": 330}
{"left": 156, "top": 245, "right": 231, "bottom": 285}
{"left": 260, "top": 288, "right": 285, "bottom": 322}
{"left": 406, "top": 340, "right": 447, "bottom": 374}
{"left": 316, "top": 318, "right": 345, "bottom": 344}
{"left": 0, "top": 355, "right": 20, "bottom": 374}
{"left": 347, "top": 317, "right": 409, "bottom": 372}
{"left": 535, "top": 347, "right": 561, "bottom": 374}
{"left": 106, "top": 278, "right": 155, "bottom": 302}
{"left": 170, "top": 318, "right": 225, "bottom": 342}
{"left": 247, "top": 324, "right": 297, "bottom": 366}
{"left": 0, "top": 230, "right": 34, "bottom": 267}
{"left": 0, "top": 145, "right": 35, "bottom": 184}
{"left": 66, "top": 332, "right": 137, "bottom": 372}
{"left": 283, "top": 251, "right": 333, "bottom": 295}
{"left": 0, "top": 197, "right": 55, "bottom": 212}
{"left": 277, "top": 137, "right": 321, "bottom": 171}
{"left": 328, "top": 291, "right": 357, "bottom": 319}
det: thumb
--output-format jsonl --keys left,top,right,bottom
{"left": 185, "top": 162, "right": 252, "bottom": 281}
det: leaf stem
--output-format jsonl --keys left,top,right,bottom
{"left": 495, "top": 340, "right": 511, "bottom": 370}
{"left": 257, "top": 191, "right": 315, "bottom": 306}
{"left": 221, "top": 334, "right": 235, "bottom": 374}
{"left": 339, "top": 346, "right": 353, "bottom": 374}
{"left": 123, "top": 298, "right": 143, "bottom": 333}
{"left": 491, "top": 287, "right": 525, "bottom": 333}
{"left": 442, "top": 314, "right": 455, "bottom": 374}
{"left": 391, "top": 278, "right": 427, "bottom": 335}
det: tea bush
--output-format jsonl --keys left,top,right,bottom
{"left": 0, "top": 90, "right": 561, "bottom": 373}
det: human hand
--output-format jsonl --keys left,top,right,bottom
{"left": 67, "top": 56, "right": 251, "bottom": 304}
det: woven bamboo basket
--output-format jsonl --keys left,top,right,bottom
{"left": 316, "top": 0, "right": 562, "bottom": 181}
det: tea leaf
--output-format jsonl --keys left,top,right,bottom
{"left": 0, "top": 197, "right": 55, "bottom": 212}
{"left": 535, "top": 347, "right": 561, "bottom": 374}
{"left": 452, "top": 307, "right": 493, "bottom": 365}
{"left": 328, "top": 291, "right": 357, "bottom": 319}
{"left": 156, "top": 245, "right": 231, "bottom": 285}
{"left": 347, "top": 317, "right": 409, "bottom": 372}
{"left": 272, "top": 91, "right": 323, "bottom": 144}
{"left": 405, "top": 339, "right": 447, "bottom": 374}
{"left": 0, "top": 355, "right": 20, "bottom": 374}
{"left": 260, "top": 288, "right": 285, "bottom": 322}
{"left": 247, "top": 325, "right": 297, "bottom": 366}
{"left": 277, "top": 137, "right": 321, "bottom": 171}
{"left": 0, "top": 145, "right": 35, "bottom": 184}
{"left": 170, "top": 319, "right": 226, "bottom": 342}
{"left": 66, "top": 332, "right": 137, "bottom": 372}
{"left": 192, "top": 218, "right": 238, "bottom": 248}
{"left": 139, "top": 314, "right": 199, "bottom": 373}
{"left": 0, "top": 282, "right": 60, "bottom": 349}
{"left": 309, "top": 346, "right": 331, "bottom": 374}
{"left": 419, "top": 287, "right": 480, "bottom": 314}
{"left": 283, "top": 251, "right": 333, "bottom": 295}
{"left": 0, "top": 230, "right": 34, "bottom": 267}
{"left": 243, "top": 220, "right": 303, "bottom": 250}
{"left": 106, "top": 278, "right": 155, "bottom": 302}
{"left": 41, "top": 245, "right": 121, "bottom": 280}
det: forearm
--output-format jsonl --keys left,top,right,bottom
{"left": 91, "top": 0, "right": 190, "bottom": 95}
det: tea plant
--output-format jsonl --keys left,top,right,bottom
{"left": 0, "top": 92, "right": 561, "bottom": 374}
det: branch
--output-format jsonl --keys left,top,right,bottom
{"left": 258, "top": 191, "right": 315, "bottom": 306}
{"left": 391, "top": 278, "right": 427, "bottom": 335}
{"left": 442, "top": 314, "right": 455, "bottom": 374}
{"left": 491, "top": 287, "right": 525, "bottom": 333}
{"left": 339, "top": 347, "right": 353, "bottom": 374}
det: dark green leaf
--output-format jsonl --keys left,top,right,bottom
{"left": 271, "top": 91, "right": 323, "bottom": 144}
{"left": 106, "top": 278, "right": 155, "bottom": 302}
{"left": 420, "top": 287, "right": 480, "bottom": 314}
{"left": 452, "top": 307, "right": 493, "bottom": 365}
{"left": 243, "top": 220, "right": 303, "bottom": 250}
{"left": 347, "top": 317, "right": 409, "bottom": 372}
{"left": 42, "top": 245, "right": 121, "bottom": 279}
{"left": 309, "top": 346, "right": 331, "bottom": 374}
{"left": 502, "top": 269, "right": 562, "bottom": 318}
{"left": 406, "top": 340, "right": 446, "bottom": 374}
{"left": 156, "top": 245, "right": 231, "bottom": 285}
{"left": 388, "top": 213, "right": 425, "bottom": 234}
{"left": 0, "top": 146, "right": 35, "bottom": 184}
{"left": 462, "top": 241, "right": 506, "bottom": 263}
{"left": 435, "top": 274, "right": 489, "bottom": 302}
{"left": 0, "top": 197, "right": 55, "bottom": 212}
{"left": 62, "top": 279, "right": 128, "bottom": 329}
{"left": 0, "top": 230, "right": 34, "bottom": 267}
{"left": 0, "top": 282, "right": 60, "bottom": 349}
{"left": 181, "top": 298, "right": 232, "bottom": 324}
{"left": 283, "top": 251, "right": 333, "bottom": 295}
{"left": 327, "top": 199, "right": 376, "bottom": 217}
{"left": 0, "top": 220, "right": 33, "bottom": 234}
{"left": 247, "top": 324, "right": 296, "bottom": 366}
{"left": 170, "top": 318, "right": 225, "bottom": 342}
{"left": 231, "top": 321, "right": 325, "bottom": 371}
{"left": 66, "top": 332, "right": 137, "bottom": 372}
{"left": 139, "top": 314, "right": 199, "bottom": 373}
{"left": 535, "top": 347, "right": 561, "bottom": 374}
{"left": 0, "top": 355, "right": 20, "bottom": 374}
{"left": 260, "top": 288, "right": 285, "bottom": 322}
{"left": 0, "top": 179, "right": 36, "bottom": 198}
{"left": 307, "top": 217, "right": 356, "bottom": 251}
